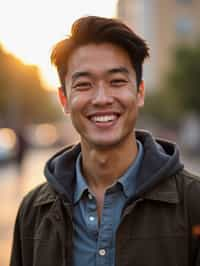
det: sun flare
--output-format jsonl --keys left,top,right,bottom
{"left": 0, "top": 0, "right": 117, "bottom": 90}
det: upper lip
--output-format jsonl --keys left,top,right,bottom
{"left": 86, "top": 111, "right": 121, "bottom": 118}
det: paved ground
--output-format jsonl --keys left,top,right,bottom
{"left": 0, "top": 148, "right": 199, "bottom": 266}
{"left": 0, "top": 148, "right": 57, "bottom": 266}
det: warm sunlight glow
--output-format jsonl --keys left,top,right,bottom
{"left": 0, "top": 0, "right": 118, "bottom": 90}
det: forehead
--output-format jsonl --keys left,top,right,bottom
{"left": 66, "top": 42, "right": 135, "bottom": 78}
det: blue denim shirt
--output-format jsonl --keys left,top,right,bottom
{"left": 73, "top": 141, "right": 143, "bottom": 266}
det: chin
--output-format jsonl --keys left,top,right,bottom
{"left": 85, "top": 135, "right": 126, "bottom": 149}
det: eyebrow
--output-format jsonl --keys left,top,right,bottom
{"left": 72, "top": 71, "right": 92, "bottom": 82}
{"left": 107, "top": 67, "right": 129, "bottom": 75}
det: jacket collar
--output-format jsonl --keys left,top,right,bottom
{"left": 34, "top": 184, "right": 57, "bottom": 207}
{"left": 141, "top": 174, "right": 180, "bottom": 204}
{"left": 34, "top": 173, "right": 180, "bottom": 207}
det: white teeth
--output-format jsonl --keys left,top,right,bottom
{"left": 92, "top": 115, "right": 117, "bottom": 122}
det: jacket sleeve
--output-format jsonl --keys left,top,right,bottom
{"left": 187, "top": 178, "right": 200, "bottom": 266}
{"left": 10, "top": 199, "right": 25, "bottom": 266}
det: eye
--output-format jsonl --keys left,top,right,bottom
{"left": 111, "top": 79, "right": 128, "bottom": 87}
{"left": 73, "top": 82, "right": 92, "bottom": 90}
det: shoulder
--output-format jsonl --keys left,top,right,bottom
{"left": 176, "top": 168, "right": 200, "bottom": 195}
{"left": 177, "top": 168, "right": 200, "bottom": 190}
{"left": 23, "top": 182, "right": 55, "bottom": 204}
{"left": 176, "top": 169, "right": 200, "bottom": 220}
{"left": 17, "top": 182, "right": 56, "bottom": 222}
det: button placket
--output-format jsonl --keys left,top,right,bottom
{"left": 85, "top": 192, "right": 98, "bottom": 235}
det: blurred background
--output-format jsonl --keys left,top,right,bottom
{"left": 0, "top": 0, "right": 200, "bottom": 265}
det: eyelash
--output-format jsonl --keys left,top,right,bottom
{"left": 74, "top": 82, "right": 92, "bottom": 89}
{"left": 73, "top": 79, "right": 127, "bottom": 90}
{"left": 111, "top": 79, "right": 127, "bottom": 86}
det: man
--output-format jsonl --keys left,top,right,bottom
{"left": 10, "top": 16, "right": 200, "bottom": 266}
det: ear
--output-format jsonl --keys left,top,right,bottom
{"left": 137, "top": 80, "right": 145, "bottom": 107}
{"left": 58, "top": 87, "right": 70, "bottom": 113}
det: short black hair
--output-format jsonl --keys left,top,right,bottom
{"left": 51, "top": 16, "right": 149, "bottom": 93}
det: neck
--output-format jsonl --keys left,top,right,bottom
{"left": 80, "top": 133, "right": 138, "bottom": 193}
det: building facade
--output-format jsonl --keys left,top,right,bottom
{"left": 117, "top": 0, "right": 200, "bottom": 89}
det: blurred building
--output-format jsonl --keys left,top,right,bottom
{"left": 117, "top": 0, "right": 200, "bottom": 89}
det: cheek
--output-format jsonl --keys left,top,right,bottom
{"left": 69, "top": 94, "right": 82, "bottom": 109}
{"left": 69, "top": 91, "right": 93, "bottom": 111}
{"left": 118, "top": 90, "right": 137, "bottom": 106}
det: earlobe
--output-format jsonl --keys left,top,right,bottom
{"left": 137, "top": 80, "right": 145, "bottom": 107}
{"left": 58, "top": 87, "right": 69, "bottom": 113}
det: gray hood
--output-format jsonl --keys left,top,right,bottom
{"left": 44, "top": 130, "right": 184, "bottom": 202}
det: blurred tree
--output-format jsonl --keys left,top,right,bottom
{"left": 167, "top": 42, "right": 200, "bottom": 113}
{"left": 142, "top": 41, "right": 200, "bottom": 125}
{"left": 0, "top": 45, "right": 60, "bottom": 126}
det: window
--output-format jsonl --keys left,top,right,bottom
{"left": 176, "top": 17, "right": 193, "bottom": 36}
{"left": 176, "top": 0, "right": 192, "bottom": 3}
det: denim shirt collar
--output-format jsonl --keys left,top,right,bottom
{"left": 74, "top": 141, "right": 143, "bottom": 204}
{"left": 74, "top": 153, "right": 88, "bottom": 204}
{"left": 118, "top": 140, "right": 143, "bottom": 198}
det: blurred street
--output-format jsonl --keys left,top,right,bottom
{"left": 0, "top": 147, "right": 57, "bottom": 266}
{"left": 0, "top": 148, "right": 199, "bottom": 266}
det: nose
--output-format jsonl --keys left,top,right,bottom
{"left": 91, "top": 84, "right": 114, "bottom": 106}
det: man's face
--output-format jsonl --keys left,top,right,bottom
{"left": 61, "top": 43, "right": 144, "bottom": 149}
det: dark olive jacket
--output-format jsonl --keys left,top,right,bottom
{"left": 10, "top": 131, "right": 200, "bottom": 266}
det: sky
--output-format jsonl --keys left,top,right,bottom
{"left": 0, "top": 0, "right": 118, "bottom": 89}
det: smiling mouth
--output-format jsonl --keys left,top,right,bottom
{"left": 88, "top": 114, "right": 120, "bottom": 127}
{"left": 91, "top": 114, "right": 118, "bottom": 123}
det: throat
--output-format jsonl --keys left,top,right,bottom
{"left": 84, "top": 155, "right": 117, "bottom": 188}
{"left": 80, "top": 133, "right": 138, "bottom": 190}
{"left": 82, "top": 150, "right": 136, "bottom": 190}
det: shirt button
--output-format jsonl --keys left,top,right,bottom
{"left": 88, "top": 193, "right": 93, "bottom": 200}
{"left": 89, "top": 216, "right": 95, "bottom": 222}
{"left": 99, "top": 249, "right": 106, "bottom": 256}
